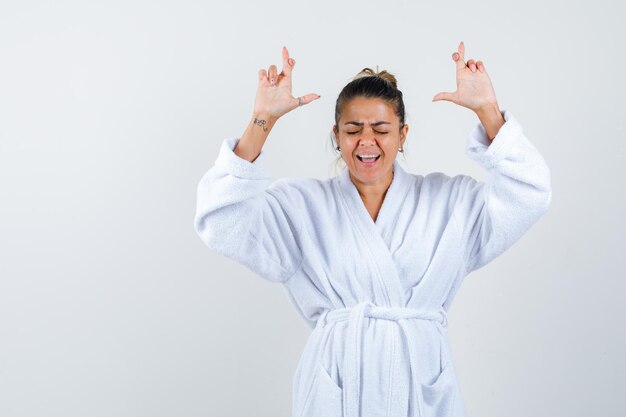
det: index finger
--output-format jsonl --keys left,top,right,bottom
{"left": 281, "top": 45, "right": 294, "bottom": 77}
{"left": 453, "top": 41, "right": 466, "bottom": 70}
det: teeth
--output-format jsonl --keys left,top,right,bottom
{"left": 357, "top": 154, "right": 380, "bottom": 162}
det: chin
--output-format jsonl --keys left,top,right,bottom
{"left": 350, "top": 170, "right": 386, "bottom": 185}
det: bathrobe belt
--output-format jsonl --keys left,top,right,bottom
{"left": 316, "top": 301, "right": 449, "bottom": 417}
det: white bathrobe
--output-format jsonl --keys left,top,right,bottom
{"left": 194, "top": 109, "right": 552, "bottom": 417}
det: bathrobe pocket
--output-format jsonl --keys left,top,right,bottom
{"left": 299, "top": 365, "right": 343, "bottom": 417}
{"left": 420, "top": 361, "right": 457, "bottom": 416}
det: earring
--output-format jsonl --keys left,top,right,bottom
{"left": 336, "top": 146, "right": 341, "bottom": 151}
{"left": 398, "top": 147, "right": 404, "bottom": 153}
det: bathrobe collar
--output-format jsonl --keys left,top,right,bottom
{"left": 338, "top": 159, "right": 410, "bottom": 229}
{"left": 337, "top": 159, "right": 411, "bottom": 306}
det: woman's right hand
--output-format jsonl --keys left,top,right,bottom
{"left": 253, "top": 46, "right": 320, "bottom": 121}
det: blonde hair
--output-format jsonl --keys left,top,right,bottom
{"left": 351, "top": 67, "right": 399, "bottom": 89}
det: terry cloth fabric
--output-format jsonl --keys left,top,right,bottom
{"left": 194, "top": 109, "right": 552, "bottom": 417}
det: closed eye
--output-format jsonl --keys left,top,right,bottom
{"left": 347, "top": 131, "right": 388, "bottom": 135}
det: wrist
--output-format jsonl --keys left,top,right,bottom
{"left": 252, "top": 112, "right": 279, "bottom": 125}
{"left": 475, "top": 102, "right": 502, "bottom": 120}
{"left": 475, "top": 103, "right": 504, "bottom": 141}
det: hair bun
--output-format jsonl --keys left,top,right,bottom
{"left": 352, "top": 67, "right": 398, "bottom": 89}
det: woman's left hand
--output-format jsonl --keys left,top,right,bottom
{"left": 432, "top": 41, "right": 500, "bottom": 114}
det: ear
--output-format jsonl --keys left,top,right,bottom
{"left": 400, "top": 124, "right": 409, "bottom": 147}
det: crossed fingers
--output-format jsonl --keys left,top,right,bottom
{"left": 452, "top": 41, "right": 485, "bottom": 73}
{"left": 259, "top": 46, "right": 295, "bottom": 86}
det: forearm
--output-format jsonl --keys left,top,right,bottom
{"left": 195, "top": 135, "right": 273, "bottom": 257}
{"left": 458, "top": 110, "right": 552, "bottom": 271}
{"left": 234, "top": 113, "right": 279, "bottom": 162}
{"left": 475, "top": 103, "right": 505, "bottom": 142}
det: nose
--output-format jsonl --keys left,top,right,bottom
{"left": 358, "top": 134, "right": 377, "bottom": 146}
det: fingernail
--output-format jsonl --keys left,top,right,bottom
{"left": 289, "top": 58, "right": 294, "bottom": 65}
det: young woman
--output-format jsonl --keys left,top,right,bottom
{"left": 194, "top": 42, "right": 551, "bottom": 417}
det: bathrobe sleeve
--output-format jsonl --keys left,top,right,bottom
{"left": 451, "top": 109, "right": 552, "bottom": 273}
{"left": 194, "top": 137, "right": 303, "bottom": 283}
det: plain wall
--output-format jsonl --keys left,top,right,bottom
{"left": 1, "top": 0, "right": 624, "bottom": 416}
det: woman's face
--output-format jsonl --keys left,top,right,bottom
{"left": 334, "top": 97, "right": 408, "bottom": 189}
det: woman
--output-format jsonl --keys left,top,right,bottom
{"left": 194, "top": 42, "right": 551, "bottom": 417}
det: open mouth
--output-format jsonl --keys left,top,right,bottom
{"left": 356, "top": 155, "right": 381, "bottom": 163}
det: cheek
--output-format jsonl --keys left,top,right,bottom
{"left": 341, "top": 137, "right": 359, "bottom": 152}
{"left": 382, "top": 137, "right": 401, "bottom": 152}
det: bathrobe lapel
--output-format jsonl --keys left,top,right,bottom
{"left": 337, "top": 160, "right": 410, "bottom": 306}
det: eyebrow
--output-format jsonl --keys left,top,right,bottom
{"left": 343, "top": 121, "right": 391, "bottom": 126}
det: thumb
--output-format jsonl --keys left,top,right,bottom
{"left": 297, "top": 93, "right": 321, "bottom": 107}
{"left": 432, "top": 91, "right": 457, "bottom": 103}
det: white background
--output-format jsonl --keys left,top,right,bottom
{"left": 1, "top": 0, "right": 624, "bottom": 416}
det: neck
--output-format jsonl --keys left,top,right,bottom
{"left": 349, "top": 167, "right": 394, "bottom": 202}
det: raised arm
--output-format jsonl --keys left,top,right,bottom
{"left": 194, "top": 47, "right": 320, "bottom": 282}
{"left": 452, "top": 111, "right": 552, "bottom": 272}
{"left": 432, "top": 41, "right": 552, "bottom": 272}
